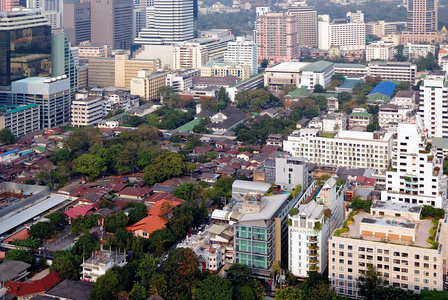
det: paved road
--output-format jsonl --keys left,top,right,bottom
{"left": 45, "top": 226, "right": 77, "bottom": 252}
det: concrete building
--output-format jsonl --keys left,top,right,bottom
{"left": 224, "top": 37, "right": 258, "bottom": 76}
{"left": 135, "top": 0, "right": 195, "bottom": 45}
{"left": 130, "top": 70, "right": 168, "bottom": 100}
{"left": 274, "top": 156, "right": 308, "bottom": 190}
{"left": 318, "top": 15, "right": 366, "bottom": 50}
{"left": 256, "top": 13, "right": 299, "bottom": 63}
{"left": 52, "top": 33, "right": 78, "bottom": 95}
{"left": 263, "top": 62, "right": 310, "bottom": 91}
{"left": 165, "top": 69, "right": 200, "bottom": 93}
{"left": 381, "top": 118, "right": 447, "bottom": 208}
{"left": 0, "top": 104, "right": 40, "bottom": 137}
{"left": 253, "top": 6, "right": 271, "bottom": 44}
{"left": 322, "top": 112, "right": 346, "bottom": 132}
{"left": 288, "top": 177, "right": 345, "bottom": 277}
{"left": 88, "top": 54, "right": 160, "bottom": 88}
{"left": 90, "top": 0, "right": 133, "bottom": 50}
{"left": 76, "top": 43, "right": 111, "bottom": 61}
{"left": 407, "top": 0, "right": 437, "bottom": 34}
{"left": 403, "top": 43, "right": 436, "bottom": 60}
{"left": 334, "top": 63, "right": 368, "bottom": 77}
{"left": 348, "top": 108, "right": 372, "bottom": 130}
{"left": 378, "top": 103, "right": 415, "bottom": 129}
{"left": 368, "top": 61, "right": 417, "bottom": 83}
{"left": 227, "top": 72, "right": 265, "bottom": 102}
{"left": 201, "top": 62, "right": 251, "bottom": 80}
{"left": 366, "top": 42, "right": 395, "bottom": 61}
{"left": 63, "top": 2, "right": 91, "bottom": 45}
{"left": 10, "top": 76, "right": 71, "bottom": 129}
{"left": 287, "top": 4, "right": 317, "bottom": 48}
{"left": 366, "top": 20, "right": 397, "bottom": 37}
{"left": 329, "top": 201, "right": 444, "bottom": 297}
{"left": 71, "top": 95, "right": 104, "bottom": 127}
{"left": 233, "top": 192, "right": 291, "bottom": 278}
{"left": 299, "top": 61, "right": 334, "bottom": 90}
{"left": 81, "top": 250, "right": 127, "bottom": 282}
{"left": 173, "top": 42, "right": 209, "bottom": 70}
{"left": 283, "top": 129, "right": 393, "bottom": 172}
{"left": 418, "top": 73, "right": 448, "bottom": 138}
{"left": 1, "top": 0, "right": 20, "bottom": 11}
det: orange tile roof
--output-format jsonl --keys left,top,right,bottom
{"left": 126, "top": 215, "right": 167, "bottom": 236}
{"left": 147, "top": 200, "right": 183, "bottom": 216}
{"left": 6, "top": 271, "right": 62, "bottom": 296}
{"left": 4, "top": 229, "right": 30, "bottom": 243}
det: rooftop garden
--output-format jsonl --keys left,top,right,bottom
{"left": 319, "top": 132, "right": 336, "bottom": 138}
{"left": 428, "top": 219, "right": 439, "bottom": 249}
{"left": 334, "top": 210, "right": 359, "bottom": 237}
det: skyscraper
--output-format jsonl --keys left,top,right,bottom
{"left": 287, "top": 4, "right": 317, "bottom": 48}
{"left": 407, "top": 0, "right": 437, "bottom": 33}
{"left": 63, "top": 2, "right": 91, "bottom": 45}
{"left": 256, "top": 13, "right": 299, "bottom": 63}
{"left": 52, "top": 33, "right": 78, "bottom": 94}
{"left": 0, "top": 9, "right": 52, "bottom": 86}
{"left": 90, "top": 0, "right": 133, "bottom": 50}
{"left": 135, "top": 0, "right": 195, "bottom": 45}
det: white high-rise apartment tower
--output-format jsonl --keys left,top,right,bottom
{"left": 135, "top": 0, "right": 195, "bottom": 45}
{"left": 224, "top": 37, "right": 258, "bottom": 76}
{"left": 418, "top": 72, "right": 448, "bottom": 138}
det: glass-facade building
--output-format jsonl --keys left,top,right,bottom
{"left": 0, "top": 10, "right": 52, "bottom": 86}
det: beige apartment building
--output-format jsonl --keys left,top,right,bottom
{"left": 329, "top": 201, "right": 444, "bottom": 298}
{"left": 201, "top": 62, "right": 251, "bottom": 80}
{"left": 71, "top": 96, "right": 104, "bottom": 127}
{"left": 88, "top": 54, "right": 161, "bottom": 88}
{"left": 130, "top": 70, "right": 168, "bottom": 100}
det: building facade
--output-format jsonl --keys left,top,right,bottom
{"left": 256, "top": 13, "right": 299, "bottom": 63}
{"left": 407, "top": 0, "right": 437, "bottom": 34}
{"left": 224, "top": 37, "right": 258, "bottom": 76}
{"left": 63, "top": 2, "right": 91, "bottom": 45}
{"left": 201, "top": 62, "right": 250, "bottom": 80}
{"left": 368, "top": 61, "right": 417, "bottom": 83}
{"left": 71, "top": 95, "right": 104, "bottom": 127}
{"left": 0, "top": 104, "right": 40, "bottom": 137}
{"left": 173, "top": 42, "right": 209, "bottom": 70}
{"left": 287, "top": 4, "right": 317, "bottom": 48}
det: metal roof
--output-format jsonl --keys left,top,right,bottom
{"left": 0, "top": 196, "right": 69, "bottom": 235}
{"left": 301, "top": 61, "right": 334, "bottom": 72}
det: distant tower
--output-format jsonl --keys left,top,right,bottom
{"left": 287, "top": 3, "right": 318, "bottom": 48}
{"left": 407, "top": 0, "right": 437, "bottom": 33}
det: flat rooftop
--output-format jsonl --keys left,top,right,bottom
{"left": 371, "top": 200, "right": 422, "bottom": 214}
{"left": 345, "top": 211, "right": 434, "bottom": 248}
{"left": 266, "top": 62, "right": 310, "bottom": 72}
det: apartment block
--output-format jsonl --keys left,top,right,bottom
{"left": 381, "top": 118, "right": 446, "bottom": 208}
{"left": 71, "top": 95, "right": 104, "bottom": 127}
{"left": 224, "top": 37, "right": 258, "bottom": 76}
{"left": 368, "top": 61, "right": 417, "bottom": 83}
{"left": 81, "top": 250, "right": 127, "bottom": 282}
{"left": 130, "top": 70, "right": 168, "bottom": 101}
{"left": 287, "top": 4, "right": 317, "bottom": 48}
{"left": 403, "top": 43, "right": 436, "bottom": 60}
{"left": 256, "top": 13, "right": 300, "bottom": 63}
{"left": 201, "top": 62, "right": 251, "bottom": 80}
{"left": 318, "top": 15, "right": 366, "bottom": 50}
{"left": 283, "top": 129, "right": 393, "bottom": 172}
{"left": 378, "top": 104, "right": 414, "bottom": 130}
{"left": 173, "top": 42, "right": 209, "bottom": 70}
{"left": 288, "top": 178, "right": 345, "bottom": 277}
{"left": 329, "top": 201, "right": 444, "bottom": 297}
{"left": 76, "top": 43, "right": 111, "bottom": 61}
{"left": 274, "top": 156, "right": 308, "bottom": 190}
{"left": 366, "top": 42, "right": 395, "bottom": 61}
{"left": 165, "top": 69, "right": 200, "bottom": 93}
{"left": 0, "top": 104, "right": 40, "bottom": 137}
{"left": 418, "top": 73, "right": 448, "bottom": 138}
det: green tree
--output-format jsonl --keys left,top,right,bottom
{"left": 5, "top": 248, "right": 36, "bottom": 265}
{"left": 50, "top": 148, "right": 74, "bottom": 164}
{"left": 260, "top": 59, "right": 269, "bottom": 68}
{"left": 64, "top": 127, "right": 102, "bottom": 153}
{"left": 275, "top": 287, "right": 303, "bottom": 300}
{"left": 419, "top": 290, "right": 448, "bottom": 300}
{"left": 158, "top": 86, "right": 174, "bottom": 101}
{"left": 47, "top": 211, "right": 65, "bottom": 229}
{"left": 250, "top": 279, "right": 266, "bottom": 300}
{"left": 226, "top": 263, "right": 252, "bottom": 286}
{"left": 233, "top": 285, "right": 255, "bottom": 300}
{"left": 72, "top": 234, "right": 100, "bottom": 259}
{"left": 313, "top": 84, "right": 326, "bottom": 93}
{"left": 218, "top": 87, "right": 230, "bottom": 103}
{"left": 143, "top": 152, "right": 194, "bottom": 184}
{"left": 128, "top": 203, "right": 148, "bottom": 224}
{"left": 136, "top": 255, "right": 158, "bottom": 282}
{"left": 91, "top": 270, "right": 122, "bottom": 299}
{"left": 130, "top": 284, "right": 148, "bottom": 300}
{"left": 28, "top": 221, "right": 55, "bottom": 240}
{"left": 122, "top": 115, "right": 144, "bottom": 127}
{"left": 337, "top": 91, "right": 352, "bottom": 105}
{"left": 173, "top": 182, "right": 202, "bottom": 202}
{"left": 73, "top": 154, "right": 107, "bottom": 180}
{"left": 105, "top": 211, "right": 129, "bottom": 233}
{"left": 0, "top": 128, "right": 16, "bottom": 144}
{"left": 166, "top": 93, "right": 182, "bottom": 108}
{"left": 349, "top": 197, "right": 373, "bottom": 213}
{"left": 357, "top": 265, "right": 386, "bottom": 300}
{"left": 51, "top": 250, "right": 82, "bottom": 279}
{"left": 194, "top": 275, "right": 233, "bottom": 300}
{"left": 147, "top": 228, "right": 176, "bottom": 255}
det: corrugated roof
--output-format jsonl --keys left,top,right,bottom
{"left": 6, "top": 104, "right": 39, "bottom": 114}
{"left": 176, "top": 118, "right": 201, "bottom": 132}
{"left": 368, "top": 81, "right": 397, "bottom": 97}
{"left": 301, "top": 61, "right": 334, "bottom": 72}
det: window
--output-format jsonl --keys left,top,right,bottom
{"left": 339, "top": 244, "right": 344, "bottom": 249}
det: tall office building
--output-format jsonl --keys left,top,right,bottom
{"left": 90, "top": 0, "right": 133, "bottom": 50}
{"left": 256, "top": 13, "right": 299, "bottom": 63}
{"left": 41, "top": 0, "right": 63, "bottom": 28}
{"left": 407, "top": 0, "right": 437, "bottom": 33}
{"left": 135, "top": 0, "right": 195, "bottom": 45}
{"left": 63, "top": 2, "right": 91, "bottom": 45}
{"left": 0, "top": 9, "right": 52, "bottom": 86}
{"left": 224, "top": 37, "right": 258, "bottom": 76}
{"left": 287, "top": 4, "right": 317, "bottom": 48}
{"left": 52, "top": 33, "right": 78, "bottom": 94}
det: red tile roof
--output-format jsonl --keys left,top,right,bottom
{"left": 4, "top": 229, "right": 30, "bottom": 243}
{"left": 65, "top": 205, "right": 95, "bottom": 219}
{"left": 145, "top": 192, "right": 184, "bottom": 204}
{"left": 119, "top": 187, "right": 152, "bottom": 198}
{"left": 365, "top": 178, "right": 376, "bottom": 186}
{"left": 126, "top": 215, "right": 167, "bottom": 236}
{"left": 5, "top": 271, "right": 62, "bottom": 297}
{"left": 356, "top": 176, "right": 367, "bottom": 183}
{"left": 147, "top": 200, "right": 184, "bottom": 216}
